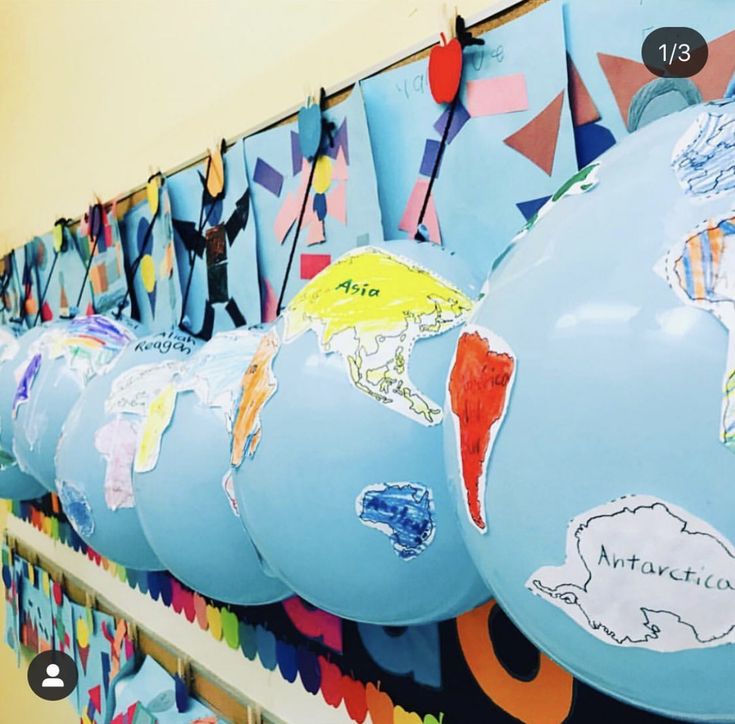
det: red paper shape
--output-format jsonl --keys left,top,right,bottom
{"left": 300, "top": 253, "right": 332, "bottom": 280}
{"left": 503, "top": 91, "right": 565, "bottom": 176}
{"left": 262, "top": 278, "right": 278, "bottom": 323}
{"left": 692, "top": 30, "right": 735, "bottom": 99}
{"left": 567, "top": 55, "right": 600, "bottom": 126}
{"left": 78, "top": 644, "right": 90, "bottom": 673}
{"left": 448, "top": 329, "right": 515, "bottom": 532}
{"left": 89, "top": 684, "right": 102, "bottom": 714}
{"left": 342, "top": 675, "right": 368, "bottom": 723}
{"left": 597, "top": 53, "right": 654, "bottom": 124}
{"left": 428, "top": 36, "right": 463, "bottom": 103}
{"left": 318, "top": 656, "right": 344, "bottom": 708}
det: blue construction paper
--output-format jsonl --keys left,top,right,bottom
{"left": 168, "top": 138, "right": 260, "bottom": 338}
{"left": 433, "top": 100, "right": 471, "bottom": 144}
{"left": 76, "top": 206, "right": 131, "bottom": 317}
{"left": 0, "top": 252, "right": 26, "bottom": 329}
{"left": 361, "top": 0, "right": 577, "bottom": 275}
{"left": 244, "top": 85, "right": 383, "bottom": 318}
{"left": 516, "top": 195, "right": 551, "bottom": 221}
{"left": 253, "top": 158, "right": 284, "bottom": 197}
{"left": 563, "top": 0, "right": 735, "bottom": 166}
{"left": 121, "top": 181, "right": 183, "bottom": 334}
{"left": 110, "top": 656, "right": 223, "bottom": 723}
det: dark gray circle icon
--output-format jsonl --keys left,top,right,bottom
{"left": 642, "top": 27, "right": 708, "bottom": 78}
{"left": 27, "top": 650, "right": 78, "bottom": 701}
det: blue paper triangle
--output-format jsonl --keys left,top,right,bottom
{"left": 516, "top": 196, "right": 551, "bottom": 222}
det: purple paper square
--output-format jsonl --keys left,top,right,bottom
{"left": 419, "top": 139, "right": 442, "bottom": 177}
{"left": 433, "top": 100, "right": 470, "bottom": 144}
{"left": 253, "top": 158, "right": 284, "bottom": 197}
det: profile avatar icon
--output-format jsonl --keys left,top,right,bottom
{"left": 42, "top": 663, "right": 64, "bottom": 688}
{"left": 28, "top": 650, "right": 77, "bottom": 701}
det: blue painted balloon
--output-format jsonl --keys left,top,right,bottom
{"left": 443, "top": 100, "right": 735, "bottom": 719}
{"left": 0, "top": 325, "right": 47, "bottom": 499}
{"left": 133, "top": 327, "right": 290, "bottom": 604}
{"left": 56, "top": 328, "right": 201, "bottom": 570}
{"left": 233, "top": 240, "right": 489, "bottom": 624}
{"left": 12, "top": 315, "right": 137, "bottom": 492}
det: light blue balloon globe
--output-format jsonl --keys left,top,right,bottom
{"left": 133, "top": 327, "right": 290, "bottom": 604}
{"left": 55, "top": 328, "right": 201, "bottom": 570}
{"left": 234, "top": 240, "right": 489, "bottom": 624}
{"left": 443, "top": 100, "right": 735, "bottom": 719}
{"left": 0, "top": 325, "right": 47, "bottom": 499}
{"left": 12, "top": 316, "right": 137, "bottom": 492}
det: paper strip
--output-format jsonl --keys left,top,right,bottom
{"left": 465, "top": 73, "right": 529, "bottom": 117}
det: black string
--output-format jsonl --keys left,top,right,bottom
{"left": 415, "top": 95, "right": 457, "bottom": 240}
{"left": 75, "top": 212, "right": 101, "bottom": 312}
{"left": 33, "top": 250, "right": 59, "bottom": 326}
{"left": 415, "top": 15, "right": 483, "bottom": 242}
{"left": 115, "top": 188, "right": 160, "bottom": 318}
{"left": 12, "top": 251, "right": 26, "bottom": 324}
{"left": 276, "top": 156, "right": 318, "bottom": 315}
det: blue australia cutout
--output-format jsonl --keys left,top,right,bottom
{"left": 57, "top": 479, "right": 95, "bottom": 538}
{"left": 356, "top": 482, "right": 436, "bottom": 560}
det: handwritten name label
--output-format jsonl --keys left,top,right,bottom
{"left": 134, "top": 331, "right": 196, "bottom": 356}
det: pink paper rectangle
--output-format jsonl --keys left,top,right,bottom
{"left": 465, "top": 73, "right": 528, "bottom": 117}
{"left": 398, "top": 178, "right": 441, "bottom": 245}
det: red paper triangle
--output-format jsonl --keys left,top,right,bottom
{"left": 597, "top": 53, "right": 654, "bottom": 124}
{"left": 503, "top": 91, "right": 565, "bottom": 176}
{"left": 89, "top": 684, "right": 102, "bottom": 714}
{"left": 78, "top": 644, "right": 90, "bottom": 673}
{"left": 567, "top": 54, "right": 600, "bottom": 126}
{"left": 692, "top": 30, "right": 735, "bottom": 99}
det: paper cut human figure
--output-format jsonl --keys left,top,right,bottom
{"left": 42, "top": 663, "right": 64, "bottom": 687}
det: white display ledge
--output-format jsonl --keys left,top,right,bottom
{"left": 6, "top": 512, "right": 353, "bottom": 724}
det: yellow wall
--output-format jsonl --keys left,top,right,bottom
{"left": 0, "top": 0, "right": 509, "bottom": 254}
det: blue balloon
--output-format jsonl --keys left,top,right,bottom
{"left": 297, "top": 102, "right": 322, "bottom": 160}
{"left": 55, "top": 328, "right": 201, "bottom": 570}
{"left": 233, "top": 241, "right": 489, "bottom": 624}
{"left": 443, "top": 100, "right": 735, "bottom": 719}
{"left": 133, "top": 328, "right": 290, "bottom": 604}
{"left": 12, "top": 316, "right": 137, "bottom": 492}
{"left": 0, "top": 325, "right": 47, "bottom": 499}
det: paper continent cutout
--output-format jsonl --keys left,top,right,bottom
{"left": 281, "top": 246, "right": 474, "bottom": 426}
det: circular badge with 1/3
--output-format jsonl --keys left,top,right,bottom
{"left": 27, "top": 650, "right": 78, "bottom": 701}
{"left": 443, "top": 100, "right": 735, "bottom": 720}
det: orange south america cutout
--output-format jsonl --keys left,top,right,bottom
{"left": 448, "top": 325, "right": 516, "bottom": 532}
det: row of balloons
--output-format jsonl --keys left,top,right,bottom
{"left": 3, "top": 98, "right": 735, "bottom": 722}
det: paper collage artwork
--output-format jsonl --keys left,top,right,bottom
{"left": 361, "top": 0, "right": 577, "bottom": 276}
{"left": 243, "top": 85, "right": 384, "bottom": 320}
{"left": 168, "top": 139, "right": 261, "bottom": 339}
{"left": 563, "top": 0, "right": 735, "bottom": 168}
{"left": 122, "top": 178, "right": 183, "bottom": 334}
{"left": 0, "top": 252, "right": 24, "bottom": 329}
{"left": 21, "top": 234, "right": 57, "bottom": 325}
{"left": 76, "top": 203, "right": 131, "bottom": 318}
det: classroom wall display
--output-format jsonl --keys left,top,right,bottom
{"left": 168, "top": 140, "right": 260, "bottom": 340}
{"left": 12, "top": 316, "right": 138, "bottom": 492}
{"left": 122, "top": 177, "right": 183, "bottom": 335}
{"left": 243, "top": 85, "right": 384, "bottom": 320}
{"left": 20, "top": 234, "right": 57, "bottom": 326}
{"left": 232, "top": 241, "right": 489, "bottom": 625}
{"left": 2, "top": 544, "right": 138, "bottom": 722}
{"left": 0, "top": 325, "right": 46, "bottom": 499}
{"left": 0, "top": 252, "right": 25, "bottom": 329}
{"left": 442, "top": 100, "right": 735, "bottom": 720}
{"left": 6, "top": 504, "right": 678, "bottom": 723}
{"left": 132, "top": 327, "right": 290, "bottom": 605}
{"left": 76, "top": 202, "right": 132, "bottom": 318}
{"left": 563, "top": 0, "right": 735, "bottom": 168}
{"left": 55, "top": 328, "right": 201, "bottom": 570}
{"left": 361, "top": 0, "right": 577, "bottom": 276}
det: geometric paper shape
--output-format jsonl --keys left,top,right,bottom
{"left": 300, "top": 253, "right": 332, "bottom": 280}
{"left": 325, "top": 118, "right": 349, "bottom": 164}
{"left": 398, "top": 178, "right": 442, "bottom": 244}
{"left": 419, "top": 139, "right": 442, "bottom": 178}
{"left": 327, "top": 182, "right": 347, "bottom": 225}
{"left": 567, "top": 54, "right": 600, "bottom": 126}
{"left": 433, "top": 101, "right": 470, "bottom": 144}
{"left": 574, "top": 121, "right": 616, "bottom": 168}
{"left": 253, "top": 158, "right": 284, "bottom": 197}
{"left": 597, "top": 53, "right": 655, "bottom": 125}
{"left": 89, "top": 684, "right": 102, "bottom": 714}
{"left": 516, "top": 196, "right": 551, "bottom": 222}
{"left": 465, "top": 74, "right": 529, "bottom": 117}
{"left": 291, "top": 131, "right": 303, "bottom": 176}
{"left": 503, "top": 91, "right": 565, "bottom": 176}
